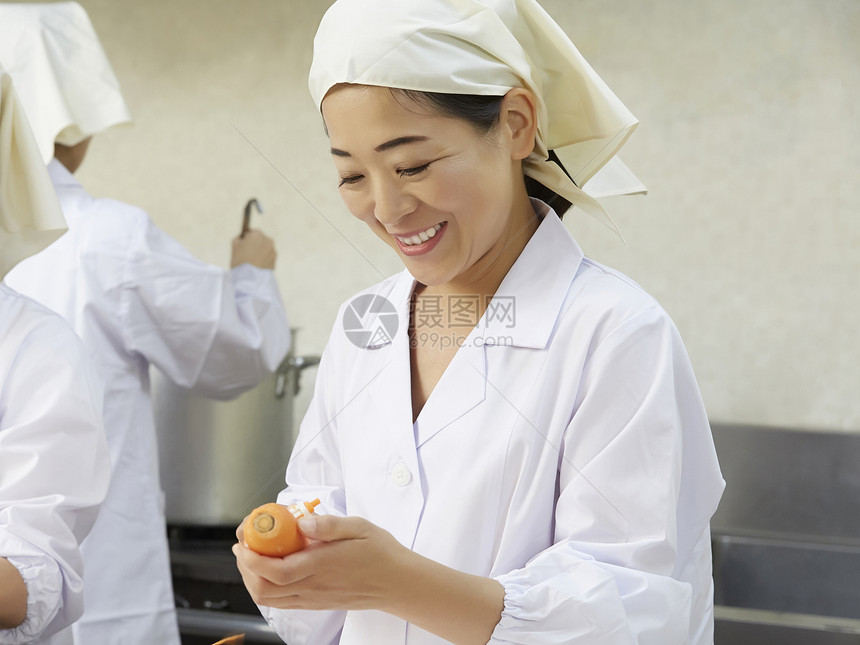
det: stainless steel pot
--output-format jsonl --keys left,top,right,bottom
{"left": 153, "top": 338, "right": 319, "bottom": 525}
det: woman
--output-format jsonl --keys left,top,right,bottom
{"left": 0, "top": 4, "right": 291, "bottom": 644}
{"left": 233, "top": 1, "right": 724, "bottom": 644}
{"left": 1, "top": 67, "right": 111, "bottom": 645}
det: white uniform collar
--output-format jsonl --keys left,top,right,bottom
{"left": 47, "top": 158, "right": 82, "bottom": 189}
{"left": 479, "top": 199, "right": 584, "bottom": 349}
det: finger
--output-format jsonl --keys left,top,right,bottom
{"left": 232, "top": 542, "right": 314, "bottom": 587}
{"left": 297, "top": 515, "right": 371, "bottom": 542}
{"left": 245, "top": 229, "right": 268, "bottom": 241}
{"left": 232, "top": 545, "right": 322, "bottom": 610}
{"left": 235, "top": 515, "right": 248, "bottom": 542}
{"left": 233, "top": 229, "right": 258, "bottom": 242}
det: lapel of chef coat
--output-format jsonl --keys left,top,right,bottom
{"left": 482, "top": 202, "right": 586, "bottom": 348}
{"left": 359, "top": 275, "right": 423, "bottom": 465}
{"left": 362, "top": 267, "right": 489, "bottom": 494}
{"left": 356, "top": 272, "right": 414, "bottom": 423}
{"left": 414, "top": 200, "right": 585, "bottom": 448}
{"left": 412, "top": 327, "right": 488, "bottom": 448}
{"left": 363, "top": 268, "right": 490, "bottom": 442}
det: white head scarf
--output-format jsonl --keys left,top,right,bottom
{"left": 0, "top": 1, "right": 132, "bottom": 164}
{"left": 309, "top": 0, "right": 641, "bottom": 235}
{"left": 0, "top": 68, "right": 67, "bottom": 279}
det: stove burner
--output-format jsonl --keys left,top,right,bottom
{"left": 168, "top": 525, "right": 281, "bottom": 644}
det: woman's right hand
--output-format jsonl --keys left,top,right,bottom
{"left": 231, "top": 229, "right": 277, "bottom": 270}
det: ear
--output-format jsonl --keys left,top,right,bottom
{"left": 499, "top": 88, "right": 538, "bottom": 161}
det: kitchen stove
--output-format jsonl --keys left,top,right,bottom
{"left": 168, "top": 524, "right": 283, "bottom": 644}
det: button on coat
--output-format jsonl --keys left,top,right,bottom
{"left": 390, "top": 463, "right": 412, "bottom": 487}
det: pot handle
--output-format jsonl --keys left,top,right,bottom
{"left": 275, "top": 354, "right": 321, "bottom": 399}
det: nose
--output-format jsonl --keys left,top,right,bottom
{"left": 372, "top": 177, "right": 415, "bottom": 226}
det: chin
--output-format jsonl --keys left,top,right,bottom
{"left": 400, "top": 260, "right": 454, "bottom": 287}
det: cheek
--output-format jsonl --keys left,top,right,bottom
{"left": 429, "top": 163, "right": 487, "bottom": 212}
{"left": 339, "top": 189, "right": 374, "bottom": 224}
{"left": 432, "top": 160, "right": 509, "bottom": 224}
{"left": 339, "top": 190, "right": 393, "bottom": 244}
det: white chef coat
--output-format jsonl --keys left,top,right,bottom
{"left": 4, "top": 160, "right": 290, "bottom": 645}
{"left": 262, "top": 200, "right": 724, "bottom": 645}
{"left": 0, "top": 284, "right": 110, "bottom": 645}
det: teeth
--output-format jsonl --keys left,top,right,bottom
{"left": 398, "top": 224, "right": 443, "bottom": 246}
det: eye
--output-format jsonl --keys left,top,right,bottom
{"left": 338, "top": 174, "right": 364, "bottom": 187}
{"left": 398, "top": 162, "right": 431, "bottom": 178}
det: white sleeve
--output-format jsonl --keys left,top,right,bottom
{"left": 258, "top": 329, "right": 347, "bottom": 645}
{"left": 120, "top": 214, "right": 290, "bottom": 399}
{"left": 490, "top": 308, "right": 723, "bottom": 645}
{"left": 0, "top": 304, "right": 110, "bottom": 644}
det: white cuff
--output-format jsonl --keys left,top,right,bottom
{"left": 0, "top": 553, "right": 63, "bottom": 645}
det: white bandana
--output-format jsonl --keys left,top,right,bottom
{"left": 309, "top": 0, "right": 641, "bottom": 236}
{"left": 0, "top": 69, "right": 67, "bottom": 279}
{"left": 0, "top": 2, "right": 132, "bottom": 164}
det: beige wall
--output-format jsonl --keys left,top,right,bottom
{"left": 28, "top": 0, "right": 860, "bottom": 431}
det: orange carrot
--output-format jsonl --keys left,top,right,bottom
{"left": 242, "top": 500, "right": 320, "bottom": 557}
{"left": 211, "top": 635, "right": 244, "bottom": 645}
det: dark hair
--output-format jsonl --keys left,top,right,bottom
{"left": 390, "top": 89, "right": 573, "bottom": 217}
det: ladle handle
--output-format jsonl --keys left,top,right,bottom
{"left": 241, "top": 198, "right": 263, "bottom": 238}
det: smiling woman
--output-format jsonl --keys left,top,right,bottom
{"left": 324, "top": 84, "right": 538, "bottom": 293}
{"left": 231, "top": 2, "right": 725, "bottom": 644}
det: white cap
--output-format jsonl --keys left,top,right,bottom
{"left": 0, "top": 2, "right": 132, "bottom": 164}
{"left": 0, "top": 68, "right": 67, "bottom": 279}
{"left": 309, "top": 0, "right": 644, "bottom": 236}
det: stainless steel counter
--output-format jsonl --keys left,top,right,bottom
{"left": 711, "top": 424, "right": 860, "bottom": 644}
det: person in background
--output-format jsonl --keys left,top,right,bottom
{"left": 232, "top": 1, "right": 724, "bottom": 644}
{"left": 0, "top": 4, "right": 291, "bottom": 645}
{"left": 1, "top": 66, "right": 111, "bottom": 645}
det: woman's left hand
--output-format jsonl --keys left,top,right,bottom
{"left": 232, "top": 514, "right": 409, "bottom": 612}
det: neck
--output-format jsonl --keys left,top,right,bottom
{"left": 53, "top": 138, "right": 91, "bottom": 174}
{"left": 53, "top": 153, "right": 78, "bottom": 174}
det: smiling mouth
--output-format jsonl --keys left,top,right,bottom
{"left": 394, "top": 223, "right": 444, "bottom": 246}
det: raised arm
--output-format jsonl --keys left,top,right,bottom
{"left": 117, "top": 212, "right": 290, "bottom": 398}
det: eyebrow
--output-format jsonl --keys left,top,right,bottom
{"left": 330, "top": 135, "right": 430, "bottom": 157}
